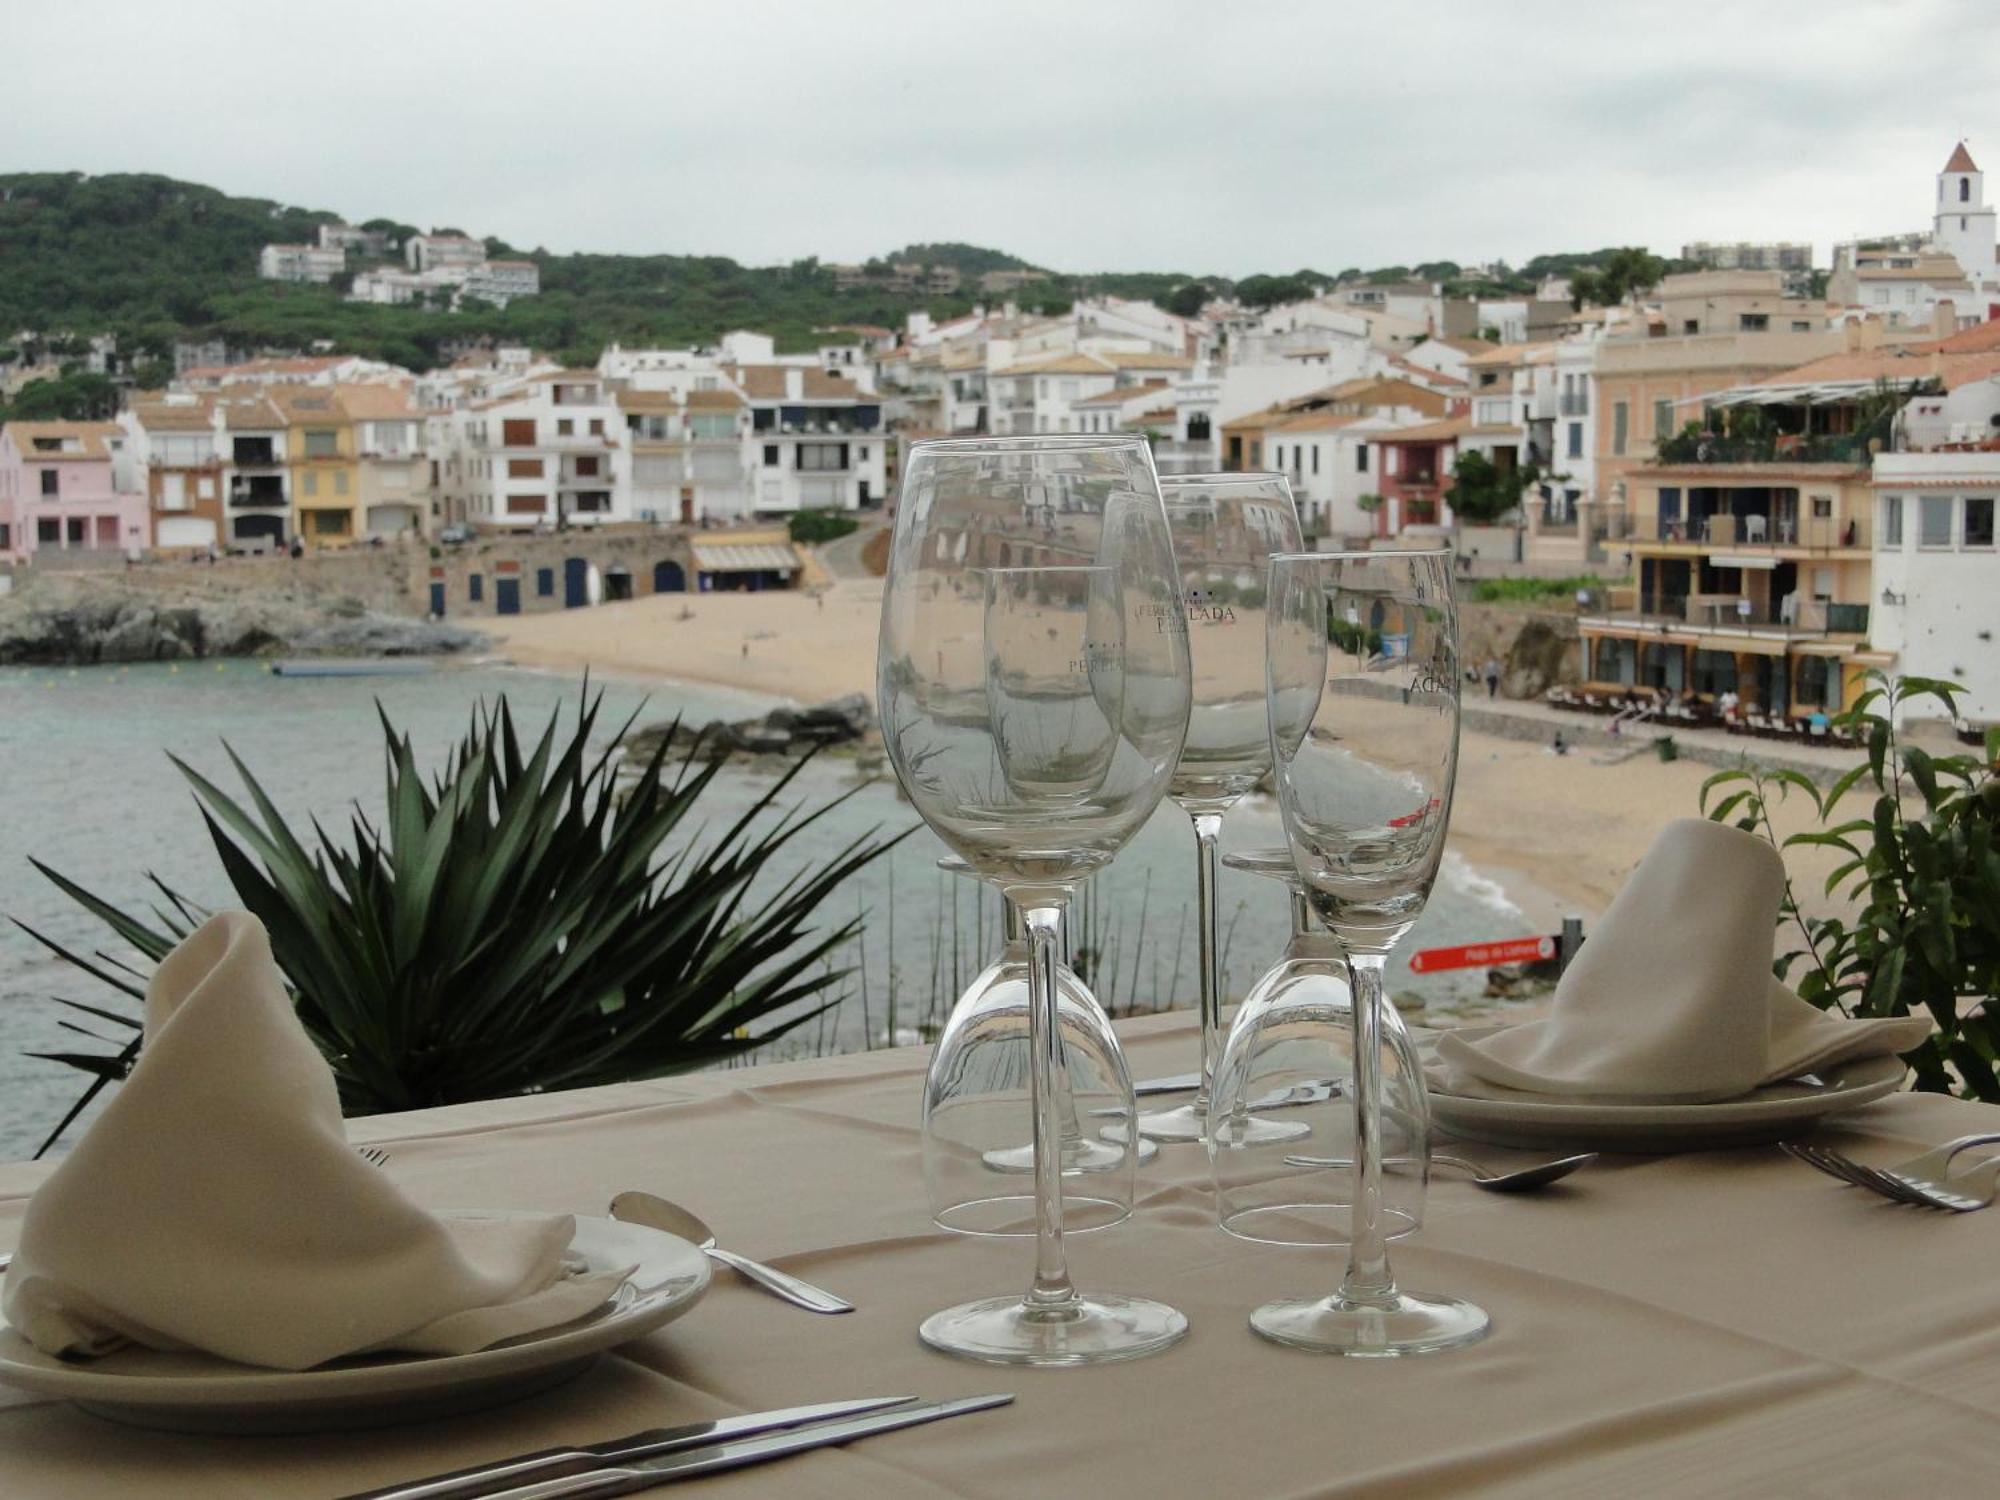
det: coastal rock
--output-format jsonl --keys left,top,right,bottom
{"left": 624, "top": 693, "right": 877, "bottom": 764}
{"left": 1501, "top": 617, "right": 1578, "bottom": 700}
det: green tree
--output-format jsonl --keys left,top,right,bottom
{"left": 1236, "top": 273, "right": 1315, "bottom": 308}
{"left": 1165, "top": 280, "right": 1210, "bottom": 317}
{"left": 1447, "top": 451, "right": 1538, "bottom": 524}
{"left": 1570, "top": 247, "right": 1665, "bottom": 309}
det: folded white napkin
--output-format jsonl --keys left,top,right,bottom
{"left": 1432, "top": 818, "right": 1929, "bottom": 1104}
{"left": 1, "top": 912, "right": 628, "bottom": 1370}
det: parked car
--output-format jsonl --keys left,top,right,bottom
{"left": 438, "top": 522, "right": 473, "bottom": 545}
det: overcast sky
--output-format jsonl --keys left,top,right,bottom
{"left": 11, "top": 1, "right": 1999, "bottom": 276}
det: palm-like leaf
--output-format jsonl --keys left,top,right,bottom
{"left": 21, "top": 686, "right": 908, "bottom": 1149}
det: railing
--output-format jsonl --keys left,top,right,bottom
{"left": 229, "top": 481, "right": 287, "bottom": 508}
{"left": 1654, "top": 430, "right": 1871, "bottom": 466}
{"left": 1559, "top": 395, "right": 1589, "bottom": 417}
{"left": 1636, "top": 513, "right": 1870, "bottom": 549}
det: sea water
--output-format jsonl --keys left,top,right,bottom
{"left": 0, "top": 662, "right": 1540, "bottom": 1159}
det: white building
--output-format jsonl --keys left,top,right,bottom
{"left": 457, "top": 370, "right": 626, "bottom": 529}
{"left": 729, "top": 364, "right": 885, "bottom": 512}
{"left": 258, "top": 244, "right": 345, "bottom": 283}
{"left": 989, "top": 353, "right": 1118, "bottom": 434}
{"left": 1870, "top": 449, "right": 2000, "bottom": 726}
{"left": 1550, "top": 335, "right": 1598, "bottom": 517}
{"left": 317, "top": 222, "right": 397, "bottom": 256}
{"left": 1934, "top": 142, "right": 1999, "bottom": 304}
{"left": 463, "top": 260, "right": 541, "bottom": 306}
{"left": 407, "top": 234, "right": 487, "bottom": 273}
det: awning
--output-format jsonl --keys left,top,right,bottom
{"left": 1849, "top": 650, "right": 1898, "bottom": 666}
{"left": 1710, "top": 554, "right": 1779, "bottom": 570}
{"left": 1791, "top": 640, "right": 1856, "bottom": 657}
{"left": 1690, "top": 377, "right": 1926, "bottom": 409}
{"left": 1695, "top": 634, "right": 1791, "bottom": 657}
{"left": 692, "top": 542, "right": 800, "bottom": 574}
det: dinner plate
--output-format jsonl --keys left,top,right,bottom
{"left": 1424, "top": 1027, "right": 1908, "bottom": 1152}
{"left": 0, "top": 1212, "right": 709, "bottom": 1434}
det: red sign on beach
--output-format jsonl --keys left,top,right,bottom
{"left": 1408, "top": 935, "right": 1557, "bottom": 974}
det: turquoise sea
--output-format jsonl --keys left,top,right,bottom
{"left": 0, "top": 663, "right": 1540, "bottom": 1160}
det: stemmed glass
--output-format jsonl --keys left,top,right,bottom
{"left": 1254, "top": 548, "right": 1489, "bottom": 1356}
{"left": 879, "top": 434, "right": 1193, "bottom": 1366}
{"left": 1135, "top": 473, "right": 1306, "bottom": 1147}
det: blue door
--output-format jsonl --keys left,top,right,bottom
{"left": 536, "top": 567, "right": 555, "bottom": 597}
{"left": 495, "top": 577, "right": 520, "bottom": 615}
{"left": 428, "top": 582, "right": 446, "bottom": 616}
{"left": 468, "top": 573, "right": 483, "bottom": 603}
{"left": 563, "top": 557, "right": 588, "bottom": 608}
{"left": 653, "top": 559, "right": 686, "bottom": 592}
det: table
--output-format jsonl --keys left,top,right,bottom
{"left": 4, "top": 1010, "right": 1998, "bottom": 1498}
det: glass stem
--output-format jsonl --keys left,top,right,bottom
{"left": 1022, "top": 901, "right": 1080, "bottom": 1312}
{"left": 1004, "top": 893, "right": 1084, "bottom": 1156}
{"left": 1189, "top": 811, "right": 1225, "bottom": 1114}
{"left": 1338, "top": 951, "right": 1397, "bottom": 1310}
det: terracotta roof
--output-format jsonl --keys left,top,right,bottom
{"left": 217, "top": 392, "right": 286, "bottom": 430}
{"left": 1931, "top": 318, "right": 2000, "bottom": 354}
{"left": 616, "top": 390, "right": 680, "bottom": 411}
{"left": 1220, "top": 402, "right": 1296, "bottom": 432}
{"left": 684, "top": 388, "right": 745, "bottom": 410}
{"left": 727, "top": 365, "right": 865, "bottom": 401}
{"left": 1074, "top": 380, "right": 1171, "bottom": 407}
{"left": 1853, "top": 262, "right": 1972, "bottom": 285}
{"left": 1387, "top": 356, "right": 1468, "bottom": 388}
{"left": 1462, "top": 340, "right": 1557, "bottom": 368}
{"left": 531, "top": 368, "right": 605, "bottom": 383}
{"left": 335, "top": 383, "right": 419, "bottom": 421}
{"left": 1097, "top": 351, "right": 1193, "bottom": 370}
{"left": 940, "top": 348, "right": 984, "bottom": 371}
{"left": 1427, "top": 336, "right": 1494, "bottom": 356}
{"left": 1137, "top": 406, "right": 1176, "bottom": 423}
{"left": 1747, "top": 346, "right": 2000, "bottom": 393}
{"left": 1378, "top": 416, "right": 1469, "bottom": 443}
{"left": 1945, "top": 141, "right": 1980, "bottom": 173}
{"left": 990, "top": 353, "right": 1117, "bottom": 378}
{"left": 2, "top": 420, "right": 122, "bottom": 460}
{"left": 1270, "top": 409, "right": 1364, "bottom": 433}
{"left": 128, "top": 396, "right": 216, "bottom": 432}
{"left": 265, "top": 386, "right": 345, "bottom": 424}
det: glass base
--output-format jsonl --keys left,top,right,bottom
{"left": 981, "top": 1135, "right": 1156, "bottom": 1173}
{"left": 1132, "top": 1102, "right": 1310, "bottom": 1146}
{"left": 1249, "top": 1289, "right": 1490, "bottom": 1357}
{"left": 920, "top": 1292, "right": 1189, "bottom": 1367}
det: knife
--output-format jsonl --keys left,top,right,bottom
{"left": 339, "top": 1397, "right": 918, "bottom": 1500}
{"left": 478, "top": 1394, "right": 1014, "bottom": 1499}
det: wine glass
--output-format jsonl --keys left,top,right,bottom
{"left": 924, "top": 857, "right": 1155, "bottom": 1214}
{"left": 1134, "top": 473, "right": 1306, "bottom": 1148}
{"left": 1254, "top": 548, "right": 1489, "bottom": 1357}
{"left": 1209, "top": 848, "right": 1429, "bottom": 1246}
{"left": 879, "top": 433, "right": 1192, "bottom": 1367}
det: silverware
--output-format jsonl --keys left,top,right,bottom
{"left": 1095, "top": 1080, "right": 1337, "bottom": 1119}
{"left": 477, "top": 1393, "right": 1013, "bottom": 1499}
{"left": 608, "top": 1191, "right": 852, "bottom": 1314}
{"left": 1132, "top": 1073, "right": 1201, "bottom": 1096}
{"left": 1285, "top": 1151, "right": 1596, "bottom": 1193}
{"left": 340, "top": 1397, "right": 918, "bottom": 1500}
{"left": 1783, "top": 1132, "right": 2000, "bottom": 1211}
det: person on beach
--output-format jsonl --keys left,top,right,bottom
{"left": 1551, "top": 730, "right": 1569, "bottom": 756}
{"left": 1483, "top": 657, "right": 1501, "bottom": 698}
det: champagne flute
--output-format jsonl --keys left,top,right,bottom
{"left": 1135, "top": 473, "right": 1306, "bottom": 1146}
{"left": 1255, "top": 548, "right": 1489, "bottom": 1356}
{"left": 879, "top": 434, "right": 1192, "bottom": 1366}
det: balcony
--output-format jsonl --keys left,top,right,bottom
{"left": 1559, "top": 394, "right": 1589, "bottom": 417}
{"left": 231, "top": 440, "right": 280, "bottom": 467}
{"left": 229, "top": 476, "right": 287, "bottom": 509}
{"left": 1633, "top": 510, "right": 1870, "bottom": 551}
{"left": 1606, "top": 595, "right": 1870, "bottom": 638}
{"left": 1654, "top": 428, "right": 1871, "bottom": 466}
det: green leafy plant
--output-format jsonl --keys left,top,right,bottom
{"left": 1699, "top": 673, "right": 1999, "bottom": 1098}
{"left": 18, "top": 689, "right": 909, "bottom": 1153}
{"left": 786, "top": 508, "right": 859, "bottom": 545}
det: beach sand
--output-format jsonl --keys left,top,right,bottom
{"left": 487, "top": 575, "right": 1853, "bottom": 929}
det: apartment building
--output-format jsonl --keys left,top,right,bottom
{"left": 458, "top": 371, "right": 626, "bottom": 529}
{"left": 258, "top": 244, "right": 345, "bottom": 283}
{"left": 1870, "top": 449, "right": 2000, "bottom": 726}
{"left": 989, "top": 353, "right": 1118, "bottom": 434}
{"left": 343, "top": 385, "right": 429, "bottom": 537}
{"left": 406, "top": 234, "right": 486, "bottom": 273}
{"left": 123, "top": 394, "right": 225, "bottom": 552}
{"left": 618, "top": 391, "right": 691, "bottom": 523}
{"left": 464, "top": 260, "right": 541, "bottom": 306}
{"left": 1681, "top": 242, "right": 1814, "bottom": 274}
{"left": 730, "top": 365, "right": 884, "bottom": 512}
{"left": 270, "top": 386, "right": 360, "bottom": 546}
{"left": 217, "top": 392, "right": 293, "bottom": 550}
{"left": 0, "top": 421, "right": 147, "bottom": 562}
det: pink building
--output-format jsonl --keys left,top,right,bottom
{"left": 0, "top": 421, "right": 151, "bottom": 563}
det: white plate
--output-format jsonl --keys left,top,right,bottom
{"left": 0, "top": 1213, "right": 709, "bottom": 1433}
{"left": 1425, "top": 1027, "right": 1908, "bottom": 1152}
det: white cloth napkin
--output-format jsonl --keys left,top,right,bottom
{"left": 1, "top": 912, "right": 629, "bottom": 1370}
{"left": 1432, "top": 818, "right": 1929, "bottom": 1104}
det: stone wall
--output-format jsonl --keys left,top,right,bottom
{"left": 1458, "top": 602, "right": 1582, "bottom": 698}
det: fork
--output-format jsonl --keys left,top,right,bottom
{"left": 1783, "top": 1132, "right": 2000, "bottom": 1211}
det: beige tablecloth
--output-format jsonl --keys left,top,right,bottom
{"left": 3, "top": 1010, "right": 1997, "bottom": 1499}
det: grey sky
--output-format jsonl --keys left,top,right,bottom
{"left": 12, "top": 0, "right": 1999, "bottom": 276}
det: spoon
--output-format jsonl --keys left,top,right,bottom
{"left": 1284, "top": 1151, "right": 1596, "bottom": 1193}
{"left": 609, "top": 1191, "right": 854, "bottom": 1314}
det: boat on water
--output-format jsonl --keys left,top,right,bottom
{"left": 268, "top": 659, "right": 438, "bottom": 678}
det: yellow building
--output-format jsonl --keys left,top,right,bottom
{"left": 271, "top": 386, "right": 359, "bottom": 546}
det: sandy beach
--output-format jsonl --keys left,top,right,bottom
{"left": 487, "top": 572, "right": 1853, "bottom": 931}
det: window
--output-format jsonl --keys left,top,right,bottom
{"left": 1967, "top": 496, "right": 1996, "bottom": 548}
{"left": 1567, "top": 422, "right": 1583, "bottom": 459}
{"left": 309, "top": 509, "right": 349, "bottom": 536}
{"left": 0, "top": 523, "right": 8, "bottom": 549}
{"left": 1739, "top": 314, "right": 1769, "bottom": 331}
{"left": 557, "top": 419, "right": 573, "bottom": 437}
{"left": 37, "top": 518, "right": 59, "bottom": 543}
{"left": 858, "top": 445, "right": 869, "bottom": 461}
{"left": 1311, "top": 446, "right": 1320, "bottom": 476}
{"left": 469, "top": 574, "right": 483, "bottom": 603}
{"left": 1355, "top": 443, "right": 1368, "bottom": 473}
{"left": 508, "top": 494, "right": 546, "bottom": 515}
{"left": 1790, "top": 320, "right": 1812, "bottom": 332}
{"left": 797, "top": 442, "right": 849, "bottom": 471}
{"left": 1273, "top": 445, "right": 1284, "bottom": 470}
{"left": 1683, "top": 319, "right": 1699, "bottom": 334}
{"left": 573, "top": 456, "right": 600, "bottom": 477}
{"left": 1880, "top": 495, "right": 1903, "bottom": 547}
{"left": 39, "top": 469, "right": 58, "bottom": 496}
{"left": 304, "top": 429, "right": 338, "bottom": 458}
{"left": 1919, "top": 494, "right": 1953, "bottom": 547}
{"left": 1653, "top": 399, "right": 1674, "bottom": 440}
{"left": 589, "top": 419, "right": 605, "bottom": 436}
{"left": 1188, "top": 413, "right": 1211, "bottom": 442}
{"left": 503, "top": 419, "right": 535, "bottom": 446}
{"left": 1811, "top": 495, "right": 1832, "bottom": 518}
{"left": 334, "top": 471, "right": 349, "bottom": 495}
{"left": 507, "top": 458, "right": 543, "bottom": 478}
{"left": 1962, "top": 177, "right": 1972, "bottom": 203}
{"left": 1613, "top": 402, "right": 1628, "bottom": 456}
{"left": 762, "top": 444, "right": 780, "bottom": 466}
{"left": 303, "top": 471, "right": 318, "bottom": 497}
{"left": 536, "top": 567, "right": 554, "bottom": 596}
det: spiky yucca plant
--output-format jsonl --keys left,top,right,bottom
{"left": 19, "top": 689, "right": 906, "bottom": 1154}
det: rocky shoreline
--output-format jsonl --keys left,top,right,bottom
{"left": 623, "top": 692, "right": 877, "bottom": 763}
{"left": 0, "top": 584, "right": 486, "bottom": 665}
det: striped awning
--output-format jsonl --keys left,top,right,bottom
{"left": 692, "top": 542, "right": 800, "bottom": 574}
